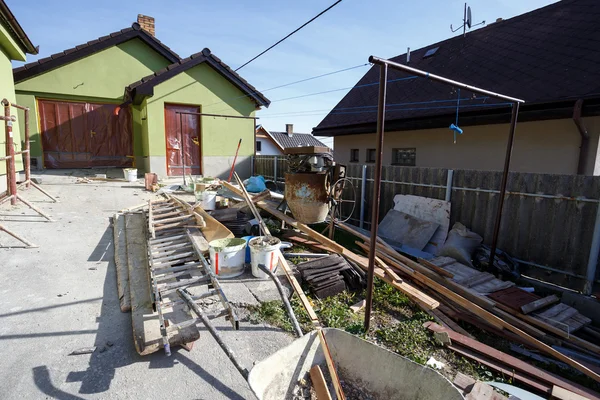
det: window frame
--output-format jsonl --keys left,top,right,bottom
{"left": 366, "top": 148, "right": 376, "bottom": 163}
{"left": 350, "top": 148, "right": 359, "bottom": 162}
{"left": 256, "top": 140, "right": 262, "bottom": 152}
{"left": 391, "top": 147, "right": 416, "bottom": 166}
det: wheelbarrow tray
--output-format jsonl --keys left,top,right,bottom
{"left": 248, "top": 328, "right": 464, "bottom": 400}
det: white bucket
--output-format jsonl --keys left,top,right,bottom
{"left": 249, "top": 236, "right": 281, "bottom": 279}
{"left": 124, "top": 168, "right": 137, "bottom": 182}
{"left": 199, "top": 190, "right": 217, "bottom": 211}
{"left": 208, "top": 238, "right": 247, "bottom": 278}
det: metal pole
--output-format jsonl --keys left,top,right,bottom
{"left": 23, "top": 108, "right": 30, "bottom": 188}
{"left": 584, "top": 203, "right": 600, "bottom": 295}
{"left": 445, "top": 169, "right": 454, "bottom": 202}
{"left": 177, "top": 288, "right": 249, "bottom": 379}
{"left": 360, "top": 164, "right": 367, "bottom": 229}
{"left": 179, "top": 112, "right": 186, "bottom": 187}
{"left": 175, "top": 111, "right": 258, "bottom": 120}
{"left": 3, "top": 100, "right": 16, "bottom": 206}
{"left": 488, "top": 103, "right": 519, "bottom": 267}
{"left": 368, "top": 56, "right": 525, "bottom": 104}
{"left": 258, "top": 264, "right": 303, "bottom": 337}
{"left": 364, "top": 64, "right": 388, "bottom": 331}
{"left": 273, "top": 155, "right": 278, "bottom": 183}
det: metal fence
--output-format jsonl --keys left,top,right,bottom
{"left": 254, "top": 155, "right": 600, "bottom": 293}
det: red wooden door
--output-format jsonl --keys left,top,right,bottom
{"left": 164, "top": 104, "right": 201, "bottom": 176}
{"left": 38, "top": 99, "right": 133, "bottom": 168}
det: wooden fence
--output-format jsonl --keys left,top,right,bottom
{"left": 253, "top": 156, "right": 600, "bottom": 293}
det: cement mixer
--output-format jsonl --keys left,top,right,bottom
{"left": 283, "top": 146, "right": 355, "bottom": 225}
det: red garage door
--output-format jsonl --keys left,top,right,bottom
{"left": 39, "top": 99, "right": 133, "bottom": 168}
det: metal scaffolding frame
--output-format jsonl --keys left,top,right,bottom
{"left": 363, "top": 56, "right": 525, "bottom": 330}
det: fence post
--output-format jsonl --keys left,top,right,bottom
{"left": 445, "top": 169, "right": 454, "bottom": 202}
{"left": 359, "top": 164, "right": 367, "bottom": 229}
{"left": 584, "top": 203, "right": 600, "bottom": 295}
{"left": 273, "top": 156, "right": 278, "bottom": 183}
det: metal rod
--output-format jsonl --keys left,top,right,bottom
{"left": 177, "top": 288, "right": 249, "bottom": 379}
{"left": 0, "top": 223, "right": 37, "bottom": 247}
{"left": 175, "top": 111, "right": 258, "bottom": 120}
{"left": 488, "top": 103, "right": 520, "bottom": 268}
{"left": 24, "top": 108, "right": 30, "bottom": 189}
{"left": 364, "top": 64, "right": 388, "bottom": 331}
{"left": 179, "top": 112, "right": 187, "bottom": 187}
{"left": 584, "top": 202, "right": 600, "bottom": 294}
{"left": 368, "top": 56, "right": 525, "bottom": 103}
{"left": 258, "top": 264, "right": 303, "bottom": 337}
{"left": 282, "top": 252, "right": 329, "bottom": 259}
{"left": 445, "top": 169, "right": 454, "bottom": 202}
{"left": 3, "top": 99, "right": 16, "bottom": 206}
{"left": 16, "top": 194, "right": 54, "bottom": 221}
{"left": 28, "top": 181, "right": 58, "bottom": 203}
{"left": 273, "top": 156, "right": 278, "bottom": 183}
{"left": 359, "top": 164, "right": 367, "bottom": 229}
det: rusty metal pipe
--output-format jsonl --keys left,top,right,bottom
{"left": 3, "top": 99, "right": 16, "bottom": 205}
{"left": 369, "top": 56, "right": 525, "bottom": 103}
{"left": 175, "top": 111, "right": 258, "bottom": 120}
{"left": 24, "top": 108, "right": 30, "bottom": 188}
{"left": 573, "top": 99, "right": 589, "bottom": 175}
{"left": 364, "top": 63, "right": 388, "bottom": 331}
{"left": 488, "top": 103, "right": 520, "bottom": 268}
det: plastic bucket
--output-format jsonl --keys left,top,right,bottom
{"left": 196, "top": 190, "right": 217, "bottom": 211}
{"left": 208, "top": 238, "right": 247, "bottom": 278}
{"left": 249, "top": 236, "right": 281, "bottom": 279}
{"left": 124, "top": 168, "right": 137, "bottom": 182}
{"left": 241, "top": 236, "right": 255, "bottom": 263}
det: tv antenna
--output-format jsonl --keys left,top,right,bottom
{"left": 451, "top": 3, "right": 485, "bottom": 37}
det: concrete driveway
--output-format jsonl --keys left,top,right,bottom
{"left": 0, "top": 169, "right": 294, "bottom": 399}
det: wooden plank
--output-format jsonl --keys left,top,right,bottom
{"left": 456, "top": 272, "right": 494, "bottom": 288}
{"left": 428, "top": 308, "right": 473, "bottom": 339}
{"left": 317, "top": 330, "right": 345, "bottom": 400}
{"left": 112, "top": 214, "right": 130, "bottom": 312}
{"left": 417, "top": 257, "right": 454, "bottom": 278}
{"left": 551, "top": 385, "right": 591, "bottom": 400}
{"left": 309, "top": 365, "right": 333, "bottom": 400}
{"left": 355, "top": 241, "right": 401, "bottom": 282}
{"left": 453, "top": 372, "right": 476, "bottom": 393}
{"left": 488, "top": 286, "right": 539, "bottom": 312}
{"left": 465, "top": 381, "right": 494, "bottom": 400}
{"left": 425, "top": 322, "right": 600, "bottom": 399}
{"left": 496, "top": 303, "right": 600, "bottom": 355}
{"left": 350, "top": 299, "right": 366, "bottom": 313}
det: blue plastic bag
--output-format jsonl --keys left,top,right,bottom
{"left": 245, "top": 175, "right": 266, "bottom": 193}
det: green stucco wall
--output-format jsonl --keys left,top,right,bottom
{"left": 0, "top": 46, "right": 23, "bottom": 176}
{"left": 0, "top": 22, "right": 26, "bottom": 62}
{"left": 15, "top": 38, "right": 173, "bottom": 159}
{"left": 145, "top": 63, "right": 256, "bottom": 159}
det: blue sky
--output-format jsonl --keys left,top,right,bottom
{"left": 10, "top": 0, "right": 557, "bottom": 147}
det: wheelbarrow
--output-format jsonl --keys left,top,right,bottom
{"left": 178, "top": 287, "right": 462, "bottom": 399}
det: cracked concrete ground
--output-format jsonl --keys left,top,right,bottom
{"left": 0, "top": 169, "right": 295, "bottom": 400}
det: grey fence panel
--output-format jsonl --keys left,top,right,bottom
{"left": 253, "top": 156, "right": 600, "bottom": 292}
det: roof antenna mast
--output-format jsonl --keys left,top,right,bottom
{"left": 450, "top": 3, "right": 485, "bottom": 37}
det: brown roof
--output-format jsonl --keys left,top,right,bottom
{"left": 313, "top": 0, "right": 600, "bottom": 136}
{"left": 0, "top": 0, "right": 38, "bottom": 55}
{"left": 125, "top": 48, "right": 270, "bottom": 107}
{"left": 13, "top": 23, "right": 180, "bottom": 83}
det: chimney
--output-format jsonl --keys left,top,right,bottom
{"left": 286, "top": 124, "right": 293, "bottom": 137}
{"left": 137, "top": 14, "right": 155, "bottom": 36}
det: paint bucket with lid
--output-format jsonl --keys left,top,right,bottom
{"left": 249, "top": 236, "right": 281, "bottom": 279}
{"left": 124, "top": 168, "right": 138, "bottom": 182}
{"left": 208, "top": 238, "right": 247, "bottom": 278}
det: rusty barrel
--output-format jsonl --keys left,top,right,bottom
{"left": 284, "top": 172, "right": 330, "bottom": 224}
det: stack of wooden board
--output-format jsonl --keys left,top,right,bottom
{"left": 297, "top": 254, "right": 351, "bottom": 298}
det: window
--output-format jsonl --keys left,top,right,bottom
{"left": 366, "top": 148, "right": 376, "bottom": 163}
{"left": 350, "top": 149, "right": 359, "bottom": 162}
{"left": 256, "top": 140, "right": 262, "bottom": 152}
{"left": 392, "top": 148, "right": 416, "bottom": 166}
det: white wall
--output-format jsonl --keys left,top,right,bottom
{"left": 256, "top": 137, "right": 283, "bottom": 156}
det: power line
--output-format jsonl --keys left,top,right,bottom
{"left": 258, "top": 102, "right": 513, "bottom": 119}
{"left": 235, "top": 0, "right": 344, "bottom": 71}
{"left": 203, "top": 63, "right": 368, "bottom": 109}
{"left": 259, "top": 97, "right": 490, "bottom": 117}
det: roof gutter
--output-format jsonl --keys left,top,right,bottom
{"left": 573, "top": 99, "right": 589, "bottom": 175}
{"left": 0, "top": 1, "right": 38, "bottom": 55}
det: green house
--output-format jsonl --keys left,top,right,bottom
{"left": 0, "top": 0, "right": 37, "bottom": 193}
{"left": 13, "top": 15, "right": 269, "bottom": 179}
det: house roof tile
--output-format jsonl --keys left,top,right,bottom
{"left": 313, "top": 0, "right": 600, "bottom": 136}
{"left": 13, "top": 23, "right": 180, "bottom": 83}
{"left": 269, "top": 131, "right": 327, "bottom": 149}
{"left": 124, "top": 48, "right": 270, "bottom": 107}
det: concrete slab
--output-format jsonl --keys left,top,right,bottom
{"left": 0, "top": 169, "right": 294, "bottom": 400}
